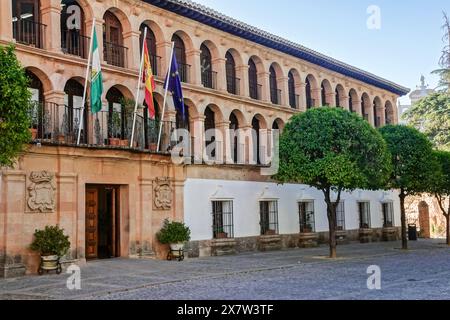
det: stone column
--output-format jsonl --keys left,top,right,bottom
{"left": 216, "top": 121, "right": 230, "bottom": 164}
{"left": 340, "top": 95, "right": 349, "bottom": 111}
{"left": 259, "top": 71, "right": 270, "bottom": 102}
{"left": 312, "top": 88, "right": 321, "bottom": 107}
{"left": 378, "top": 106, "right": 386, "bottom": 127}
{"left": 326, "top": 92, "right": 336, "bottom": 107}
{"left": 0, "top": 0, "right": 13, "bottom": 42}
{"left": 278, "top": 76, "right": 289, "bottom": 106}
{"left": 40, "top": 0, "right": 62, "bottom": 53}
{"left": 156, "top": 41, "right": 172, "bottom": 78}
{"left": 212, "top": 57, "right": 227, "bottom": 92}
{"left": 138, "top": 177, "right": 154, "bottom": 256}
{"left": 44, "top": 90, "right": 66, "bottom": 105}
{"left": 353, "top": 98, "right": 362, "bottom": 116}
{"left": 86, "top": 19, "right": 104, "bottom": 63}
{"left": 186, "top": 49, "right": 201, "bottom": 85}
{"left": 236, "top": 65, "right": 249, "bottom": 97}
{"left": 298, "top": 82, "right": 307, "bottom": 112}
{"left": 191, "top": 116, "right": 205, "bottom": 164}
{"left": 0, "top": 170, "right": 27, "bottom": 278}
{"left": 123, "top": 30, "right": 141, "bottom": 70}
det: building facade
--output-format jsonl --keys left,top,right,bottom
{"left": 0, "top": 0, "right": 409, "bottom": 277}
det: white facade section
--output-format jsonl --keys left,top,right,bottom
{"left": 184, "top": 179, "right": 401, "bottom": 241}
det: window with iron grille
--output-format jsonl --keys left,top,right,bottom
{"left": 260, "top": 201, "right": 279, "bottom": 235}
{"left": 334, "top": 201, "right": 346, "bottom": 231}
{"left": 299, "top": 201, "right": 315, "bottom": 233}
{"left": 382, "top": 202, "right": 394, "bottom": 227}
{"left": 358, "top": 202, "right": 371, "bottom": 229}
{"left": 212, "top": 201, "right": 234, "bottom": 239}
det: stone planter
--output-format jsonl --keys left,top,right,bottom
{"left": 298, "top": 232, "right": 319, "bottom": 248}
{"left": 258, "top": 235, "right": 282, "bottom": 252}
{"left": 382, "top": 227, "right": 398, "bottom": 242}
{"left": 167, "top": 243, "right": 185, "bottom": 261}
{"left": 359, "top": 228, "right": 373, "bottom": 243}
{"left": 38, "top": 255, "right": 62, "bottom": 275}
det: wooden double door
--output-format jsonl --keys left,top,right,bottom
{"left": 85, "top": 185, "right": 121, "bottom": 260}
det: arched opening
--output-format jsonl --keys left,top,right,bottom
{"left": 229, "top": 112, "right": 239, "bottom": 163}
{"left": 103, "top": 10, "right": 126, "bottom": 67}
{"left": 252, "top": 116, "right": 261, "bottom": 164}
{"left": 373, "top": 97, "right": 382, "bottom": 128}
{"left": 349, "top": 89, "right": 358, "bottom": 112}
{"left": 200, "top": 43, "right": 215, "bottom": 89}
{"left": 61, "top": 0, "right": 87, "bottom": 58}
{"left": 305, "top": 77, "right": 313, "bottom": 109}
{"left": 335, "top": 85, "right": 345, "bottom": 108}
{"left": 12, "top": 0, "right": 43, "bottom": 48}
{"left": 176, "top": 100, "right": 190, "bottom": 130}
{"left": 361, "top": 93, "right": 370, "bottom": 121}
{"left": 143, "top": 97, "right": 161, "bottom": 150}
{"left": 172, "top": 34, "right": 188, "bottom": 82}
{"left": 139, "top": 23, "right": 159, "bottom": 76}
{"left": 204, "top": 106, "right": 216, "bottom": 159}
{"left": 385, "top": 101, "right": 395, "bottom": 125}
{"left": 226, "top": 51, "right": 238, "bottom": 95}
{"left": 288, "top": 71, "right": 298, "bottom": 109}
{"left": 269, "top": 65, "right": 280, "bottom": 105}
{"left": 26, "top": 69, "right": 44, "bottom": 138}
{"left": 321, "top": 80, "right": 332, "bottom": 106}
{"left": 106, "top": 87, "right": 127, "bottom": 143}
{"left": 64, "top": 79, "right": 88, "bottom": 143}
{"left": 248, "top": 58, "right": 260, "bottom": 100}
{"left": 272, "top": 118, "right": 284, "bottom": 131}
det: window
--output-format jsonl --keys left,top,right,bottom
{"left": 200, "top": 44, "right": 215, "bottom": 89}
{"left": 334, "top": 202, "right": 345, "bottom": 231}
{"left": 305, "top": 78, "right": 312, "bottom": 109}
{"left": 358, "top": 202, "right": 371, "bottom": 229}
{"left": 172, "top": 34, "right": 189, "bottom": 83}
{"left": 335, "top": 88, "right": 340, "bottom": 108}
{"left": 288, "top": 71, "right": 297, "bottom": 109}
{"left": 259, "top": 201, "right": 279, "bottom": 235}
{"left": 269, "top": 66, "right": 279, "bottom": 105}
{"left": 140, "top": 25, "right": 159, "bottom": 76}
{"left": 321, "top": 83, "right": 327, "bottom": 106}
{"left": 61, "top": 0, "right": 87, "bottom": 58}
{"left": 12, "top": 0, "right": 44, "bottom": 48}
{"left": 226, "top": 52, "right": 239, "bottom": 95}
{"left": 382, "top": 202, "right": 394, "bottom": 228}
{"left": 103, "top": 11, "right": 126, "bottom": 67}
{"left": 299, "top": 201, "right": 315, "bottom": 233}
{"left": 212, "top": 201, "right": 234, "bottom": 239}
{"left": 248, "top": 59, "right": 259, "bottom": 100}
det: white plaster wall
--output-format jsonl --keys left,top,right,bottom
{"left": 184, "top": 179, "right": 401, "bottom": 241}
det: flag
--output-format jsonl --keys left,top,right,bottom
{"left": 166, "top": 54, "right": 185, "bottom": 120}
{"left": 90, "top": 29, "right": 103, "bottom": 114}
{"left": 143, "top": 40, "right": 156, "bottom": 119}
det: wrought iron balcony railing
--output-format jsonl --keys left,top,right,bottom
{"left": 104, "top": 41, "right": 128, "bottom": 68}
{"left": 12, "top": 19, "right": 46, "bottom": 49}
{"left": 226, "top": 76, "right": 240, "bottom": 95}
{"left": 61, "top": 30, "right": 90, "bottom": 59}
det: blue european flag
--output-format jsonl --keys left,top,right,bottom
{"left": 166, "top": 54, "right": 186, "bottom": 121}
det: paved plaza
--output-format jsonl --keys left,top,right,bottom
{"left": 1, "top": 240, "right": 449, "bottom": 300}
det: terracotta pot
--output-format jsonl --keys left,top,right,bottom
{"left": 30, "top": 128, "right": 38, "bottom": 140}
{"left": 109, "top": 138, "right": 120, "bottom": 146}
{"left": 216, "top": 232, "right": 228, "bottom": 239}
{"left": 120, "top": 139, "right": 129, "bottom": 147}
{"left": 149, "top": 143, "right": 158, "bottom": 152}
{"left": 57, "top": 135, "right": 65, "bottom": 143}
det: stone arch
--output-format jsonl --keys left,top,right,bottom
{"left": 360, "top": 92, "right": 371, "bottom": 121}
{"left": 305, "top": 74, "right": 319, "bottom": 108}
{"left": 334, "top": 84, "right": 346, "bottom": 108}
{"left": 272, "top": 118, "right": 285, "bottom": 131}
{"left": 139, "top": 19, "right": 166, "bottom": 46}
{"left": 103, "top": 83, "right": 134, "bottom": 101}
{"left": 385, "top": 100, "right": 395, "bottom": 125}
{"left": 348, "top": 88, "right": 359, "bottom": 112}
{"left": 25, "top": 66, "right": 53, "bottom": 96}
{"left": 373, "top": 96, "right": 383, "bottom": 127}
{"left": 103, "top": 7, "right": 132, "bottom": 37}
{"left": 287, "top": 68, "right": 301, "bottom": 109}
{"left": 172, "top": 30, "right": 195, "bottom": 55}
{"left": 248, "top": 55, "right": 264, "bottom": 99}
{"left": 320, "top": 79, "right": 333, "bottom": 106}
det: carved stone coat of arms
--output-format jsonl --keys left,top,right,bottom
{"left": 153, "top": 178, "right": 173, "bottom": 210}
{"left": 27, "top": 171, "right": 56, "bottom": 213}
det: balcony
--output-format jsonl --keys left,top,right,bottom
{"left": 249, "top": 83, "right": 262, "bottom": 100}
{"left": 12, "top": 19, "right": 46, "bottom": 49}
{"left": 289, "top": 94, "right": 300, "bottom": 109}
{"left": 29, "top": 102, "right": 177, "bottom": 154}
{"left": 61, "top": 30, "right": 90, "bottom": 59}
{"left": 201, "top": 70, "right": 218, "bottom": 89}
{"left": 226, "top": 76, "right": 240, "bottom": 95}
{"left": 178, "top": 62, "right": 191, "bottom": 83}
{"left": 150, "top": 54, "right": 162, "bottom": 78}
{"left": 104, "top": 41, "right": 128, "bottom": 68}
{"left": 270, "top": 88, "right": 282, "bottom": 105}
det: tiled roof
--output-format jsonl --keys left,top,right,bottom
{"left": 144, "top": 0, "right": 410, "bottom": 96}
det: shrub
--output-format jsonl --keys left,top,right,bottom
{"left": 30, "top": 226, "right": 71, "bottom": 257}
{"left": 157, "top": 219, "right": 191, "bottom": 244}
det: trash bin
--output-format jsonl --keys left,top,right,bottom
{"left": 408, "top": 224, "right": 418, "bottom": 241}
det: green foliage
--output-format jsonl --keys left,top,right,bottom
{"left": 379, "top": 125, "right": 439, "bottom": 195}
{"left": 274, "top": 108, "right": 392, "bottom": 192}
{"left": 432, "top": 150, "right": 450, "bottom": 197}
{"left": 403, "top": 92, "right": 450, "bottom": 151}
{"left": 30, "top": 226, "right": 71, "bottom": 257}
{"left": 156, "top": 219, "right": 191, "bottom": 244}
{"left": 0, "top": 45, "right": 33, "bottom": 167}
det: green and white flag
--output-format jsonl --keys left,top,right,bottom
{"left": 90, "top": 29, "right": 103, "bottom": 114}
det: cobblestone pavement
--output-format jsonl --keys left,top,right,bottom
{"left": 1, "top": 240, "right": 449, "bottom": 300}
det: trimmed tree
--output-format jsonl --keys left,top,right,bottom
{"left": 275, "top": 108, "right": 391, "bottom": 258}
{"left": 379, "top": 125, "right": 439, "bottom": 250}
{"left": 431, "top": 151, "right": 450, "bottom": 245}
{"left": 0, "top": 45, "right": 32, "bottom": 167}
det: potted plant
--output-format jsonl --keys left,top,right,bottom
{"left": 28, "top": 101, "right": 40, "bottom": 140}
{"left": 30, "top": 225, "right": 70, "bottom": 275}
{"left": 109, "top": 112, "right": 121, "bottom": 146}
{"left": 215, "top": 227, "right": 228, "bottom": 239}
{"left": 157, "top": 219, "right": 191, "bottom": 260}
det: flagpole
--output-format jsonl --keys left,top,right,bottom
{"left": 77, "top": 18, "right": 96, "bottom": 146}
{"left": 130, "top": 28, "right": 148, "bottom": 148}
{"left": 157, "top": 42, "right": 175, "bottom": 153}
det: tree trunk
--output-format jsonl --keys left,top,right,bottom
{"left": 446, "top": 215, "right": 450, "bottom": 246}
{"left": 399, "top": 190, "right": 408, "bottom": 250}
{"left": 324, "top": 189, "right": 337, "bottom": 259}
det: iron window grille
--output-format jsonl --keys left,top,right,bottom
{"left": 358, "top": 202, "right": 371, "bottom": 229}
{"left": 299, "top": 201, "right": 316, "bottom": 233}
{"left": 260, "top": 201, "right": 279, "bottom": 235}
{"left": 382, "top": 202, "right": 394, "bottom": 228}
{"left": 334, "top": 201, "right": 346, "bottom": 231}
{"left": 212, "top": 201, "right": 234, "bottom": 239}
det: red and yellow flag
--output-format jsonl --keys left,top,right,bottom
{"left": 143, "top": 41, "right": 156, "bottom": 119}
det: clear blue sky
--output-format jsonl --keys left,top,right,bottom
{"left": 194, "top": 0, "right": 450, "bottom": 104}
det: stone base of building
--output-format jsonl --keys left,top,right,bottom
{"left": 186, "top": 228, "right": 401, "bottom": 258}
{"left": 382, "top": 227, "right": 400, "bottom": 242}
{"left": 359, "top": 229, "right": 374, "bottom": 243}
{"left": 0, "top": 263, "right": 27, "bottom": 278}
